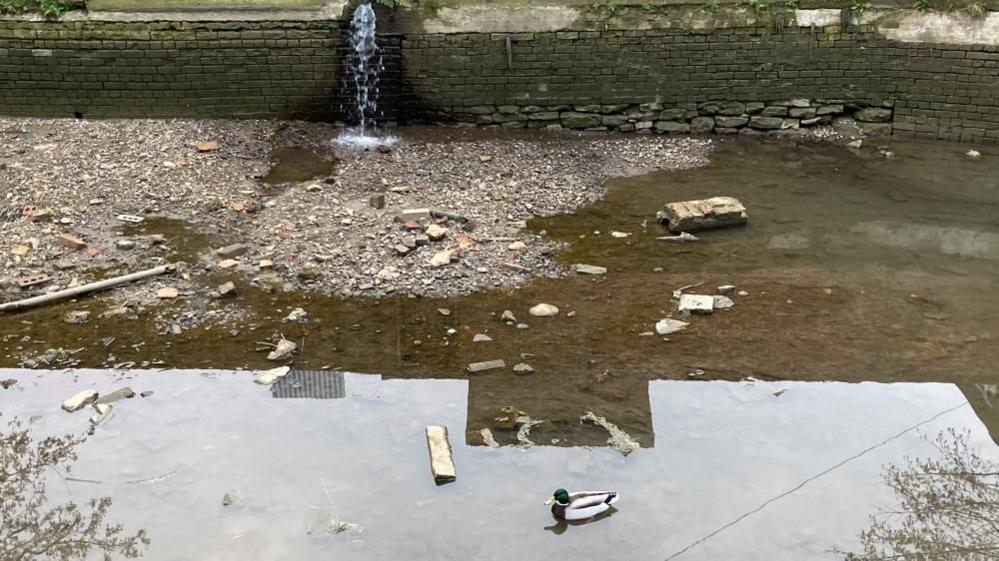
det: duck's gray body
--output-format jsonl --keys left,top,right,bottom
{"left": 550, "top": 491, "right": 619, "bottom": 521}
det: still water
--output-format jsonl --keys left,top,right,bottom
{"left": 2, "top": 368, "right": 996, "bottom": 561}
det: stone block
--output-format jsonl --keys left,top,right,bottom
{"left": 690, "top": 116, "right": 715, "bottom": 134}
{"left": 426, "top": 425, "right": 456, "bottom": 485}
{"left": 655, "top": 121, "right": 690, "bottom": 133}
{"left": 715, "top": 115, "right": 748, "bottom": 128}
{"left": 788, "top": 107, "right": 816, "bottom": 119}
{"left": 657, "top": 196, "right": 748, "bottom": 233}
{"left": 561, "top": 112, "right": 601, "bottom": 129}
{"left": 658, "top": 108, "right": 686, "bottom": 121}
{"left": 854, "top": 107, "right": 893, "bottom": 123}
{"left": 816, "top": 104, "right": 844, "bottom": 116}
{"left": 760, "top": 106, "right": 788, "bottom": 117}
{"left": 749, "top": 116, "right": 784, "bottom": 130}
{"left": 698, "top": 100, "right": 745, "bottom": 116}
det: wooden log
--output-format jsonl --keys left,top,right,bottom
{"left": 0, "top": 264, "right": 175, "bottom": 313}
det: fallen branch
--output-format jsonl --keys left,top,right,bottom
{"left": 0, "top": 264, "right": 176, "bottom": 313}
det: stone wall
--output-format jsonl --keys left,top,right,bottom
{"left": 1, "top": 7, "right": 998, "bottom": 142}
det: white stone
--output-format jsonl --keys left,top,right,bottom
{"left": 62, "top": 389, "right": 98, "bottom": 412}
{"left": 513, "top": 362, "right": 535, "bottom": 374}
{"left": 284, "top": 308, "right": 309, "bottom": 323}
{"left": 573, "top": 264, "right": 607, "bottom": 275}
{"left": 967, "top": 149, "right": 982, "bottom": 159}
{"left": 718, "top": 285, "right": 736, "bottom": 294}
{"left": 430, "top": 249, "right": 456, "bottom": 267}
{"left": 610, "top": 231, "right": 630, "bottom": 238}
{"left": 425, "top": 224, "right": 447, "bottom": 241}
{"left": 713, "top": 295, "right": 735, "bottom": 310}
{"left": 89, "top": 403, "right": 113, "bottom": 425}
{"left": 655, "top": 318, "right": 689, "bottom": 336}
{"left": 254, "top": 366, "right": 291, "bottom": 385}
{"left": 507, "top": 241, "right": 526, "bottom": 251}
{"left": 472, "top": 334, "right": 493, "bottom": 342}
{"left": 500, "top": 310, "right": 516, "bottom": 322}
{"left": 267, "top": 339, "right": 297, "bottom": 361}
{"left": 426, "top": 425, "right": 457, "bottom": 484}
{"left": 529, "top": 303, "right": 559, "bottom": 317}
{"left": 678, "top": 294, "right": 714, "bottom": 314}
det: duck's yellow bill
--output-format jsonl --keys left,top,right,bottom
{"left": 544, "top": 497, "right": 555, "bottom": 505}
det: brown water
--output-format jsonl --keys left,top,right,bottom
{"left": 3, "top": 135, "right": 998, "bottom": 444}
{"left": 261, "top": 147, "right": 335, "bottom": 184}
{"left": 3, "top": 133, "right": 999, "bottom": 560}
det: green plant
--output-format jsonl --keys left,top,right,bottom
{"left": 747, "top": 0, "right": 771, "bottom": 13}
{"left": 965, "top": 0, "right": 986, "bottom": 16}
{"left": 0, "top": 0, "right": 77, "bottom": 16}
{"left": 372, "top": 0, "right": 411, "bottom": 8}
{"left": 850, "top": 0, "right": 872, "bottom": 12}
{"left": 607, "top": 0, "right": 621, "bottom": 14}
{"left": 641, "top": 2, "right": 654, "bottom": 9}
{"left": 704, "top": 0, "right": 720, "bottom": 11}
{"left": 913, "top": 0, "right": 930, "bottom": 10}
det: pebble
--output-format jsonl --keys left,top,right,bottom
{"left": 573, "top": 264, "right": 607, "bottom": 275}
{"left": 217, "top": 281, "right": 236, "bottom": 297}
{"left": 116, "top": 240, "right": 136, "bottom": 250}
{"left": 472, "top": 334, "right": 493, "bottom": 342}
{"left": 737, "top": 290, "right": 750, "bottom": 297}
{"left": 507, "top": 241, "right": 526, "bottom": 251}
{"left": 90, "top": 403, "right": 113, "bottom": 426}
{"left": 529, "top": 303, "right": 559, "bottom": 317}
{"left": 254, "top": 366, "right": 291, "bottom": 385}
{"left": 513, "top": 363, "right": 535, "bottom": 374}
{"left": 63, "top": 310, "right": 91, "bottom": 324}
{"left": 655, "top": 318, "right": 689, "bottom": 335}
{"left": 430, "top": 249, "right": 456, "bottom": 267}
{"left": 156, "top": 287, "right": 179, "bottom": 299}
{"left": 718, "top": 285, "right": 736, "bottom": 294}
{"left": 713, "top": 295, "right": 735, "bottom": 310}
{"left": 500, "top": 310, "right": 516, "bottom": 323}
{"left": 426, "top": 224, "right": 447, "bottom": 241}
{"left": 438, "top": 308, "right": 451, "bottom": 316}
{"left": 218, "top": 259, "right": 240, "bottom": 269}
{"left": 284, "top": 307, "right": 309, "bottom": 323}
{"left": 967, "top": 149, "right": 982, "bottom": 159}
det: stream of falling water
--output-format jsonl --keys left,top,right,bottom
{"left": 334, "top": 2, "right": 397, "bottom": 149}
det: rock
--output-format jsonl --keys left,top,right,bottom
{"left": 678, "top": 294, "right": 714, "bottom": 314}
{"left": 196, "top": 141, "right": 219, "bottom": 152}
{"left": 816, "top": 104, "right": 844, "bottom": 116}
{"left": 369, "top": 193, "right": 386, "bottom": 209}
{"left": 718, "top": 285, "right": 736, "bottom": 294}
{"left": 89, "top": 403, "right": 113, "bottom": 425}
{"left": 657, "top": 196, "right": 748, "bottom": 233}
{"left": 425, "top": 425, "right": 457, "bottom": 484}
{"left": 156, "top": 287, "right": 179, "bottom": 299}
{"left": 658, "top": 108, "right": 686, "bottom": 120}
{"left": 62, "top": 389, "right": 98, "bottom": 412}
{"left": 254, "top": 366, "right": 291, "bottom": 385}
{"left": 96, "top": 387, "right": 135, "bottom": 404}
{"left": 438, "top": 308, "right": 451, "bottom": 316}
{"left": 140, "top": 391, "right": 154, "bottom": 398}
{"left": 847, "top": 139, "right": 863, "bottom": 150}
{"left": 737, "top": 290, "right": 750, "bottom": 297}
{"left": 788, "top": 107, "right": 817, "bottom": 119}
{"left": 115, "top": 240, "right": 136, "bottom": 250}
{"left": 561, "top": 112, "right": 602, "bottom": 129}
{"left": 217, "top": 244, "right": 249, "bottom": 258}
{"left": 713, "top": 295, "right": 735, "bottom": 309}
{"left": 430, "top": 249, "right": 456, "bottom": 267}
{"left": 63, "top": 310, "right": 91, "bottom": 324}
{"left": 10, "top": 243, "right": 31, "bottom": 257}
{"left": 657, "top": 232, "right": 700, "bottom": 243}
{"left": 0, "top": 379, "right": 16, "bottom": 389}
{"left": 760, "top": 106, "right": 789, "bottom": 117}
{"left": 690, "top": 116, "right": 716, "bottom": 134}
{"left": 284, "top": 307, "right": 308, "bottom": 323}
{"left": 267, "top": 339, "right": 297, "bottom": 361}
{"left": 466, "top": 360, "right": 506, "bottom": 373}
{"left": 395, "top": 244, "right": 411, "bottom": 255}
{"left": 516, "top": 323, "right": 530, "bottom": 330}
{"left": 56, "top": 233, "right": 86, "bottom": 250}
{"left": 610, "top": 231, "right": 630, "bottom": 238}
{"left": 415, "top": 234, "right": 430, "bottom": 247}
{"left": 854, "top": 107, "right": 892, "bottom": 123}
{"left": 573, "top": 264, "right": 607, "bottom": 275}
{"left": 472, "top": 334, "right": 493, "bottom": 343}
{"left": 425, "top": 224, "right": 447, "bottom": 241}
{"left": 513, "top": 363, "right": 535, "bottom": 375}
{"left": 217, "top": 281, "right": 236, "bottom": 297}
{"left": 581, "top": 411, "right": 640, "bottom": 456}
{"left": 698, "top": 101, "right": 745, "bottom": 116}
{"left": 655, "top": 318, "right": 689, "bottom": 335}
{"left": 479, "top": 428, "right": 501, "bottom": 447}
{"left": 529, "top": 303, "right": 559, "bottom": 317}
{"left": 500, "top": 310, "right": 516, "bottom": 323}
{"left": 655, "top": 121, "right": 690, "bottom": 133}
{"left": 966, "top": 149, "right": 982, "bottom": 159}
{"left": 222, "top": 493, "right": 236, "bottom": 507}
{"left": 748, "top": 116, "right": 784, "bottom": 130}
{"left": 28, "top": 208, "right": 53, "bottom": 222}
{"left": 714, "top": 115, "right": 749, "bottom": 128}
{"left": 507, "top": 241, "right": 526, "bottom": 251}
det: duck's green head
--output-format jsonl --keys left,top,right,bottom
{"left": 545, "top": 488, "right": 570, "bottom": 506}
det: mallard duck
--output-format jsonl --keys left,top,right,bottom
{"left": 545, "top": 488, "right": 619, "bottom": 521}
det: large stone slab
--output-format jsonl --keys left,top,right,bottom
{"left": 657, "top": 197, "right": 748, "bottom": 233}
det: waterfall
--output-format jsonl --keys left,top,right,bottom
{"left": 335, "top": 2, "right": 397, "bottom": 149}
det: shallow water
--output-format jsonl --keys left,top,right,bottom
{"left": 1, "top": 368, "right": 996, "bottom": 561}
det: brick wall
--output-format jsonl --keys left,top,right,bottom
{"left": 1, "top": 17, "right": 998, "bottom": 142}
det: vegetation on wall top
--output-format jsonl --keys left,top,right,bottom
{"left": 0, "top": 0, "right": 83, "bottom": 16}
